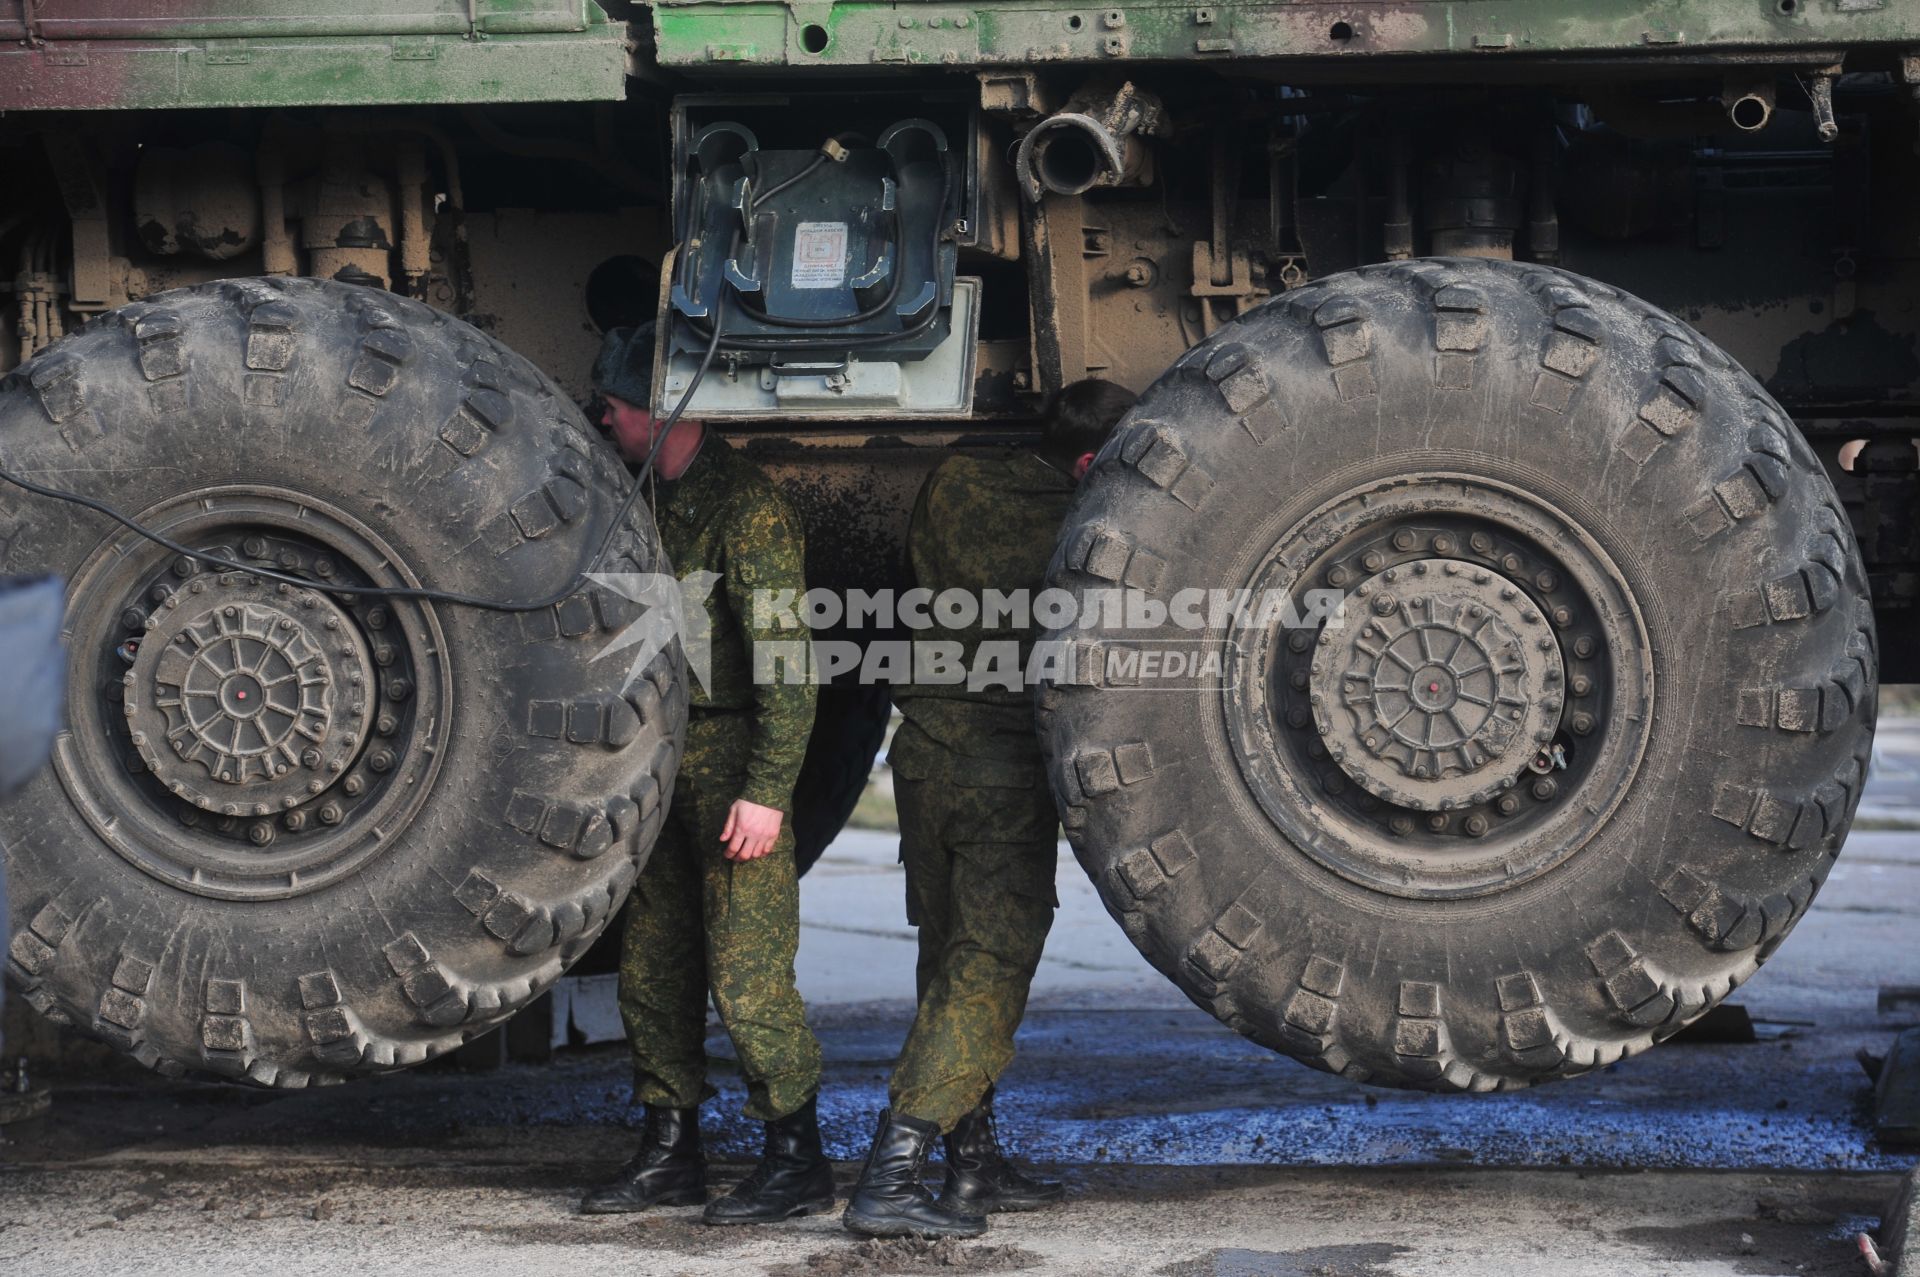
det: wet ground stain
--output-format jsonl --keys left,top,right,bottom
{"left": 1157, "top": 1244, "right": 1409, "bottom": 1277}
{"left": 764, "top": 1237, "right": 1040, "bottom": 1275}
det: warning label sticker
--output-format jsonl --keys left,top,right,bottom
{"left": 791, "top": 221, "right": 850, "bottom": 290}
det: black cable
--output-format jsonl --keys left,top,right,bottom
{"left": 745, "top": 153, "right": 827, "bottom": 218}
{"left": 0, "top": 291, "right": 728, "bottom": 614}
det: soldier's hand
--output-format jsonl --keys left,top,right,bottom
{"left": 720, "top": 799, "right": 785, "bottom": 861}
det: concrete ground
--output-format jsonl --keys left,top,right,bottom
{"left": 2, "top": 723, "right": 1918, "bottom": 1276}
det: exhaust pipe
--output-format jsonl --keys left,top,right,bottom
{"left": 1723, "top": 77, "right": 1775, "bottom": 133}
{"left": 1015, "top": 80, "right": 1169, "bottom": 201}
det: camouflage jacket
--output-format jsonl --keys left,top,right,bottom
{"left": 655, "top": 435, "right": 816, "bottom": 811}
{"left": 889, "top": 451, "right": 1077, "bottom": 783}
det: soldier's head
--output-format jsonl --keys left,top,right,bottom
{"left": 592, "top": 321, "right": 702, "bottom": 473}
{"left": 1043, "top": 378, "right": 1137, "bottom": 482}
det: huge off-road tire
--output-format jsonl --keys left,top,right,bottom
{"left": 0, "top": 278, "right": 684, "bottom": 1085}
{"left": 1039, "top": 259, "right": 1876, "bottom": 1091}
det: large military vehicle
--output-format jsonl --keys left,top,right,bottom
{"left": 0, "top": 1, "right": 1907, "bottom": 1094}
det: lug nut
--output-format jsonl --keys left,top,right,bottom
{"left": 1571, "top": 675, "right": 1592, "bottom": 696}
{"left": 119, "top": 606, "right": 147, "bottom": 630}
{"left": 387, "top": 678, "right": 412, "bottom": 700}
{"left": 171, "top": 556, "right": 195, "bottom": 578}
{"left": 377, "top": 714, "right": 398, "bottom": 735}
{"left": 1535, "top": 571, "right": 1559, "bottom": 592}
{"left": 1361, "top": 551, "right": 1385, "bottom": 571}
{"left": 342, "top": 775, "right": 365, "bottom": 796}
{"left": 1551, "top": 606, "right": 1573, "bottom": 627}
{"left": 1432, "top": 534, "right": 1456, "bottom": 555}
{"left": 1470, "top": 532, "right": 1493, "bottom": 554}
{"left": 1307, "top": 740, "right": 1327, "bottom": 760}
{"left": 1531, "top": 777, "right": 1558, "bottom": 801}
{"left": 1327, "top": 566, "right": 1351, "bottom": 587}
{"left": 1496, "top": 794, "right": 1521, "bottom": 815}
{"left": 248, "top": 822, "right": 274, "bottom": 846}
{"left": 1289, "top": 670, "right": 1309, "bottom": 690}
{"left": 367, "top": 607, "right": 389, "bottom": 629}
{"left": 284, "top": 810, "right": 307, "bottom": 832}
{"left": 369, "top": 749, "right": 396, "bottom": 774}
{"left": 1426, "top": 813, "right": 1449, "bottom": 833}
{"left": 374, "top": 645, "right": 394, "bottom": 666}
{"left": 317, "top": 802, "right": 343, "bottom": 826}
{"left": 1571, "top": 712, "right": 1595, "bottom": 735}
{"left": 1287, "top": 707, "right": 1310, "bottom": 728}
{"left": 1390, "top": 815, "right": 1414, "bottom": 836}
{"left": 1572, "top": 636, "right": 1596, "bottom": 659}
{"left": 1392, "top": 530, "right": 1416, "bottom": 551}
{"left": 314, "top": 558, "right": 337, "bottom": 577}
{"left": 242, "top": 536, "right": 268, "bottom": 558}
{"left": 1464, "top": 815, "right": 1489, "bottom": 836}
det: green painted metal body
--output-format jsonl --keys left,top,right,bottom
{"left": 650, "top": 0, "right": 1918, "bottom": 70}
{"left": 0, "top": 1, "right": 626, "bottom": 110}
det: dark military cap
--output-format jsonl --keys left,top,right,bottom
{"left": 591, "top": 320, "right": 657, "bottom": 409}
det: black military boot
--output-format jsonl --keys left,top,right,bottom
{"left": 703, "top": 1094, "right": 837, "bottom": 1225}
{"left": 578, "top": 1105, "right": 706, "bottom": 1214}
{"left": 842, "top": 1109, "right": 987, "bottom": 1239}
{"left": 941, "top": 1089, "right": 1064, "bottom": 1213}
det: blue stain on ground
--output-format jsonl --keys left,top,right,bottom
{"left": 426, "top": 1004, "right": 1910, "bottom": 1173}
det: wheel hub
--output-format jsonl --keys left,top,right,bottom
{"left": 124, "top": 574, "right": 373, "bottom": 817}
{"left": 1310, "top": 559, "right": 1564, "bottom": 811}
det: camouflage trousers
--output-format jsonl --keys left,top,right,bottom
{"left": 888, "top": 774, "right": 1059, "bottom": 1132}
{"left": 617, "top": 720, "right": 822, "bottom": 1121}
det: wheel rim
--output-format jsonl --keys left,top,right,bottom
{"left": 56, "top": 486, "right": 453, "bottom": 901}
{"left": 1224, "top": 471, "right": 1654, "bottom": 900}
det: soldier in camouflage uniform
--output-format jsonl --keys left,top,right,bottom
{"left": 843, "top": 379, "right": 1138, "bottom": 1240}
{"left": 578, "top": 323, "right": 832, "bottom": 1227}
